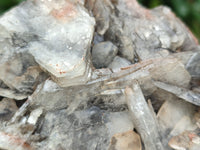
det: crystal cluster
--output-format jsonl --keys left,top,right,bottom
{"left": 0, "top": 0, "right": 200, "bottom": 150}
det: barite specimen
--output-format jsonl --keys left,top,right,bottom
{"left": 0, "top": 0, "right": 200, "bottom": 150}
{"left": 0, "top": 0, "right": 95, "bottom": 88}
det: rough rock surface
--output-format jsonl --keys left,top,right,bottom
{"left": 38, "top": 107, "right": 133, "bottom": 150}
{"left": 0, "top": 0, "right": 200, "bottom": 150}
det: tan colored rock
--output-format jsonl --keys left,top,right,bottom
{"left": 108, "top": 130, "right": 141, "bottom": 150}
{"left": 157, "top": 99, "right": 196, "bottom": 136}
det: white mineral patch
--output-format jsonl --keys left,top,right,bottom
{"left": 27, "top": 108, "right": 43, "bottom": 125}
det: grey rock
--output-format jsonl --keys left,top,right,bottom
{"left": 93, "top": 32, "right": 104, "bottom": 45}
{"left": 92, "top": 41, "right": 118, "bottom": 68}
{"left": 0, "top": 80, "right": 8, "bottom": 89}
{"left": 0, "top": 19, "right": 47, "bottom": 94}
{"left": 108, "top": 56, "right": 131, "bottom": 72}
{"left": 114, "top": 34, "right": 136, "bottom": 62}
{"left": 0, "top": 98, "right": 18, "bottom": 122}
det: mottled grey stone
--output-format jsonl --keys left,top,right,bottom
{"left": 39, "top": 107, "right": 133, "bottom": 150}
{"left": 92, "top": 41, "right": 118, "bottom": 68}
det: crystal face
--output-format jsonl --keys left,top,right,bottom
{"left": 0, "top": 0, "right": 95, "bottom": 87}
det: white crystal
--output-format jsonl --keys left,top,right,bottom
{"left": 0, "top": 0, "right": 95, "bottom": 87}
{"left": 27, "top": 108, "right": 43, "bottom": 125}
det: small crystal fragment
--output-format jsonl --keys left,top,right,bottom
{"left": 108, "top": 131, "right": 142, "bottom": 150}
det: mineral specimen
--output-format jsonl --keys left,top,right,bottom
{"left": 0, "top": 0, "right": 200, "bottom": 150}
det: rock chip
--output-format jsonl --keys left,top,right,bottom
{"left": 108, "top": 56, "right": 131, "bottom": 72}
{"left": 108, "top": 131, "right": 142, "bottom": 150}
{"left": 0, "top": 1, "right": 199, "bottom": 150}
{"left": 92, "top": 41, "right": 118, "bottom": 68}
